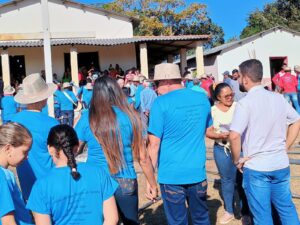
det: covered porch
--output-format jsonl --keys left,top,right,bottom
{"left": 0, "top": 35, "right": 210, "bottom": 87}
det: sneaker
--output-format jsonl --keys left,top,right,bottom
{"left": 241, "top": 215, "right": 253, "bottom": 225}
{"left": 219, "top": 211, "right": 234, "bottom": 224}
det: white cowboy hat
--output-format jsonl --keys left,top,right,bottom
{"left": 154, "top": 63, "right": 181, "bottom": 81}
{"left": 63, "top": 82, "right": 72, "bottom": 89}
{"left": 14, "top": 73, "right": 56, "bottom": 104}
{"left": 4, "top": 85, "right": 15, "bottom": 95}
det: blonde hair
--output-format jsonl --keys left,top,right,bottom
{"left": 0, "top": 122, "right": 32, "bottom": 148}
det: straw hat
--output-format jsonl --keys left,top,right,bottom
{"left": 294, "top": 65, "right": 300, "bottom": 73}
{"left": 184, "top": 72, "right": 194, "bottom": 80}
{"left": 133, "top": 76, "right": 140, "bottom": 82}
{"left": 63, "top": 82, "right": 72, "bottom": 89}
{"left": 3, "top": 85, "right": 15, "bottom": 95}
{"left": 14, "top": 73, "right": 56, "bottom": 104}
{"left": 85, "top": 83, "right": 93, "bottom": 90}
{"left": 154, "top": 63, "right": 181, "bottom": 81}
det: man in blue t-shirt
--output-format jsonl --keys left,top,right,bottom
{"left": 147, "top": 63, "right": 212, "bottom": 225}
{"left": 12, "top": 73, "right": 58, "bottom": 201}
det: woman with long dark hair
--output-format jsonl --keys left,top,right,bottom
{"left": 75, "top": 76, "right": 157, "bottom": 225}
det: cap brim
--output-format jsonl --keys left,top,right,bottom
{"left": 14, "top": 83, "right": 57, "bottom": 104}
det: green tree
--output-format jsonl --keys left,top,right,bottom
{"left": 241, "top": 0, "right": 300, "bottom": 38}
{"left": 96, "top": 0, "right": 224, "bottom": 48}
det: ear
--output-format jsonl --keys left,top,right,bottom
{"left": 2, "top": 144, "right": 12, "bottom": 156}
{"left": 48, "top": 146, "right": 58, "bottom": 158}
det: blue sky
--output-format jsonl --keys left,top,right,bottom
{"left": 0, "top": 0, "right": 275, "bottom": 40}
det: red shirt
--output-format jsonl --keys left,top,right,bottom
{"left": 272, "top": 70, "right": 285, "bottom": 86}
{"left": 201, "top": 79, "right": 213, "bottom": 96}
{"left": 279, "top": 72, "right": 298, "bottom": 93}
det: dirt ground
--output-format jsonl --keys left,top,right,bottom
{"left": 137, "top": 137, "right": 300, "bottom": 225}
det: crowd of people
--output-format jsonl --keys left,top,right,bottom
{"left": 0, "top": 59, "right": 299, "bottom": 225}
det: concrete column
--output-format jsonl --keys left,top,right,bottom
{"left": 167, "top": 54, "right": 173, "bottom": 63}
{"left": 195, "top": 41, "right": 205, "bottom": 78}
{"left": 180, "top": 48, "right": 187, "bottom": 76}
{"left": 139, "top": 43, "right": 148, "bottom": 78}
{"left": 41, "top": 0, "right": 54, "bottom": 117}
{"left": 1, "top": 50, "right": 10, "bottom": 87}
{"left": 70, "top": 47, "right": 79, "bottom": 86}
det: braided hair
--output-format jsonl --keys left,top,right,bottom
{"left": 47, "top": 124, "right": 81, "bottom": 180}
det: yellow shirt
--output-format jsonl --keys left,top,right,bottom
{"left": 211, "top": 102, "right": 236, "bottom": 148}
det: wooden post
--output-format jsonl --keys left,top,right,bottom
{"left": 70, "top": 47, "right": 79, "bottom": 86}
{"left": 1, "top": 50, "right": 11, "bottom": 87}
{"left": 139, "top": 43, "right": 149, "bottom": 78}
{"left": 196, "top": 41, "right": 205, "bottom": 78}
{"left": 180, "top": 48, "right": 187, "bottom": 76}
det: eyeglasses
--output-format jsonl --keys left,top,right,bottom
{"left": 221, "top": 93, "right": 235, "bottom": 99}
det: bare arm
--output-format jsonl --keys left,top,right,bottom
{"left": 1, "top": 212, "right": 17, "bottom": 225}
{"left": 206, "top": 126, "right": 229, "bottom": 140}
{"left": 138, "top": 138, "right": 158, "bottom": 199}
{"left": 286, "top": 119, "right": 300, "bottom": 150}
{"left": 32, "top": 212, "right": 52, "bottom": 225}
{"left": 229, "top": 131, "right": 249, "bottom": 173}
{"left": 229, "top": 131, "right": 242, "bottom": 164}
{"left": 147, "top": 134, "right": 161, "bottom": 169}
{"left": 103, "top": 196, "right": 118, "bottom": 225}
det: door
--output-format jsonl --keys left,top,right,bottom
{"left": 269, "top": 57, "right": 287, "bottom": 90}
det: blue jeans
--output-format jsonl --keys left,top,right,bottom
{"left": 284, "top": 93, "right": 300, "bottom": 113}
{"left": 160, "top": 181, "right": 210, "bottom": 225}
{"left": 243, "top": 167, "right": 299, "bottom": 225}
{"left": 114, "top": 178, "right": 139, "bottom": 225}
{"left": 60, "top": 110, "right": 74, "bottom": 127}
{"left": 213, "top": 144, "right": 236, "bottom": 214}
{"left": 54, "top": 107, "right": 61, "bottom": 120}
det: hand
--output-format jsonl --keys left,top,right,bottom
{"left": 144, "top": 111, "right": 149, "bottom": 117}
{"left": 145, "top": 182, "right": 158, "bottom": 201}
{"left": 234, "top": 157, "right": 250, "bottom": 173}
{"left": 218, "top": 132, "right": 229, "bottom": 140}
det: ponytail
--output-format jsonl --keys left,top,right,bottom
{"left": 47, "top": 124, "right": 81, "bottom": 180}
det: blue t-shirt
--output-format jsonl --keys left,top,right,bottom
{"left": 77, "top": 87, "right": 93, "bottom": 108}
{"left": 12, "top": 111, "right": 59, "bottom": 200}
{"left": 75, "top": 108, "right": 136, "bottom": 179}
{"left": 57, "top": 90, "right": 78, "bottom": 111}
{"left": 185, "top": 80, "right": 194, "bottom": 89}
{"left": 0, "top": 167, "right": 34, "bottom": 225}
{"left": 54, "top": 90, "right": 61, "bottom": 109}
{"left": 148, "top": 88, "right": 212, "bottom": 184}
{"left": 297, "top": 76, "right": 300, "bottom": 91}
{"left": 1, "top": 96, "right": 17, "bottom": 123}
{"left": 134, "top": 85, "right": 144, "bottom": 109}
{"left": 27, "top": 164, "right": 118, "bottom": 225}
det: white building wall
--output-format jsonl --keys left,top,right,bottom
{"left": 216, "top": 30, "right": 300, "bottom": 82}
{"left": 204, "top": 55, "right": 218, "bottom": 80}
{"left": 7, "top": 44, "right": 136, "bottom": 79}
{"left": 48, "top": 0, "right": 133, "bottom": 38}
{"left": 0, "top": 0, "right": 43, "bottom": 34}
{"left": 0, "top": 0, "right": 133, "bottom": 38}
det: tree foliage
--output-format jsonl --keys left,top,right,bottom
{"left": 96, "top": 0, "right": 224, "bottom": 48}
{"left": 241, "top": 0, "right": 300, "bottom": 38}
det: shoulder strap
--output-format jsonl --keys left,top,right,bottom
{"left": 62, "top": 91, "right": 77, "bottom": 107}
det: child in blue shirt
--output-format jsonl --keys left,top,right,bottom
{"left": 1, "top": 86, "right": 17, "bottom": 124}
{"left": 0, "top": 122, "right": 34, "bottom": 225}
{"left": 27, "top": 125, "right": 118, "bottom": 225}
